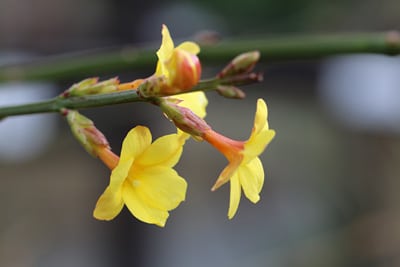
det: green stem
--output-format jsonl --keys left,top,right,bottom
{"left": 0, "top": 76, "right": 249, "bottom": 119}
{"left": 0, "top": 31, "right": 399, "bottom": 82}
{"left": 0, "top": 90, "right": 143, "bottom": 118}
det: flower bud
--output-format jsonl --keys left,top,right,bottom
{"left": 216, "top": 85, "right": 246, "bottom": 99}
{"left": 167, "top": 49, "right": 202, "bottom": 93}
{"left": 218, "top": 51, "right": 260, "bottom": 78}
{"left": 62, "top": 77, "right": 120, "bottom": 97}
{"left": 65, "top": 110, "right": 110, "bottom": 157}
{"left": 158, "top": 98, "right": 210, "bottom": 138}
{"left": 138, "top": 50, "right": 202, "bottom": 98}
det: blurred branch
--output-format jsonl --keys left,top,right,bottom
{"left": 0, "top": 31, "right": 400, "bottom": 82}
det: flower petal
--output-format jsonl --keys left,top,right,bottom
{"left": 120, "top": 126, "right": 151, "bottom": 163}
{"left": 253, "top": 98, "right": 269, "bottom": 135}
{"left": 109, "top": 158, "right": 133, "bottom": 191}
{"left": 244, "top": 129, "right": 275, "bottom": 161}
{"left": 155, "top": 24, "right": 175, "bottom": 77}
{"left": 137, "top": 133, "right": 184, "bottom": 168}
{"left": 238, "top": 157, "right": 264, "bottom": 203}
{"left": 176, "top": 41, "right": 200, "bottom": 55}
{"left": 211, "top": 156, "right": 242, "bottom": 191}
{"left": 123, "top": 182, "right": 169, "bottom": 227}
{"left": 228, "top": 174, "right": 241, "bottom": 219}
{"left": 93, "top": 186, "right": 124, "bottom": 220}
{"left": 133, "top": 166, "right": 187, "bottom": 210}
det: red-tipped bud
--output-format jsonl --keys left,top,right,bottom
{"left": 218, "top": 51, "right": 260, "bottom": 78}
{"left": 158, "top": 98, "right": 210, "bottom": 137}
{"left": 138, "top": 51, "right": 202, "bottom": 98}
{"left": 65, "top": 110, "right": 110, "bottom": 157}
{"left": 168, "top": 49, "right": 202, "bottom": 92}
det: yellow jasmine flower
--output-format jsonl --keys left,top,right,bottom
{"left": 155, "top": 24, "right": 201, "bottom": 93}
{"left": 118, "top": 24, "right": 202, "bottom": 96}
{"left": 157, "top": 25, "right": 207, "bottom": 136}
{"left": 93, "top": 126, "right": 187, "bottom": 227}
{"left": 202, "top": 99, "right": 275, "bottom": 218}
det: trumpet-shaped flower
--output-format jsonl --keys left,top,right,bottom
{"left": 202, "top": 99, "right": 275, "bottom": 218}
{"left": 93, "top": 126, "right": 187, "bottom": 227}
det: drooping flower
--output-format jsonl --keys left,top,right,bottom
{"left": 93, "top": 126, "right": 187, "bottom": 227}
{"left": 201, "top": 99, "right": 275, "bottom": 218}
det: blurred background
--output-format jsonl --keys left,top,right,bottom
{"left": 1, "top": 0, "right": 400, "bottom": 266}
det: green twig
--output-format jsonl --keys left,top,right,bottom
{"left": 0, "top": 74, "right": 258, "bottom": 119}
{"left": 0, "top": 31, "right": 399, "bottom": 82}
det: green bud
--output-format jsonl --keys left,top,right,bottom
{"left": 62, "top": 77, "right": 119, "bottom": 97}
{"left": 65, "top": 110, "right": 109, "bottom": 156}
{"left": 218, "top": 51, "right": 260, "bottom": 78}
{"left": 216, "top": 85, "right": 246, "bottom": 99}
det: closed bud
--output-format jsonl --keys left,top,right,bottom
{"left": 65, "top": 110, "right": 110, "bottom": 157}
{"left": 216, "top": 85, "right": 246, "bottom": 99}
{"left": 138, "top": 50, "right": 202, "bottom": 98}
{"left": 62, "top": 77, "right": 120, "bottom": 97}
{"left": 157, "top": 98, "right": 210, "bottom": 137}
{"left": 168, "top": 49, "right": 202, "bottom": 92}
{"left": 218, "top": 51, "right": 260, "bottom": 78}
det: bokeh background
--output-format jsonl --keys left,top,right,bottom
{"left": 1, "top": 0, "right": 400, "bottom": 266}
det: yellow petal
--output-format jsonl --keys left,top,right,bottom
{"left": 123, "top": 182, "right": 169, "bottom": 227}
{"left": 134, "top": 166, "right": 187, "bottom": 210}
{"left": 238, "top": 157, "right": 264, "bottom": 203}
{"left": 176, "top": 91, "right": 208, "bottom": 119}
{"left": 253, "top": 98, "right": 269, "bottom": 135}
{"left": 228, "top": 174, "right": 241, "bottom": 219}
{"left": 155, "top": 24, "right": 175, "bottom": 77}
{"left": 120, "top": 126, "right": 151, "bottom": 162}
{"left": 211, "top": 156, "right": 242, "bottom": 191}
{"left": 244, "top": 129, "right": 275, "bottom": 162}
{"left": 176, "top": 41, "right": 200, "bottom": 55}
{"left": 93, "top": 186, "right": 124, "bottom": 220}
{"left": 137, "top": 133, "right": 184, "bottom": 168}
{"left": 109, "top": 158, "right": 133, "bottom": 191}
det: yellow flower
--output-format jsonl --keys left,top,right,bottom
{"left": 155, "top": 24, "right": 201, "bottom": 93}
{"left": 93, "top": 126, "right": 187, "bottom": 227}
{"left": 202, "top": 99, "right": 275, "bottom": 218}
{"left": 117, "top": 24, "right": 201, "bottom": 95}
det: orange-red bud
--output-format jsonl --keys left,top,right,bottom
{"left": 168, "top": 49, "right": 202, "bottom": 92}
{"left": 138, "top": 51, "right": 202, "bottom": 98}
